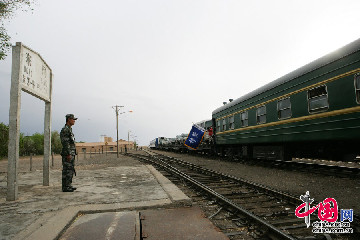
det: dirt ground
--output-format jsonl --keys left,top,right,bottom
{"left": 0, "top": 151, "right": 141, "bottom": 173}
{"left": 0, "top": 151, "right": 172, "bottom": 240}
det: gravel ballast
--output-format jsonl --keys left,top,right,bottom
{"left": 151, "top": 150, "right": 360, "bottom": 214}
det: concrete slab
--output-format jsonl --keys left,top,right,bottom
{"left": 56, "top": 207, "right": 228, "bottom": 240}
{"left": 141, "top": 206, "right": 229, "bottom": 240}
{"left": 0, "top": 161, "right": 191, "bottom": 240}
{"left": 60, "top": 211, "right": 139, "bottom": 240}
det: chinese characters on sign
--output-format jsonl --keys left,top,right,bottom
{"left": 19, "top": 46, "right": 51, "bottom": 102}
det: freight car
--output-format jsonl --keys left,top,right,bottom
{"left": 149, "top": 138, "right": 157, "bottom": 149}
{"left": 150, "top": 120, "right": 214, "bottom": 153}
{"left": 212, "top": 38, "right": 360, "bottom": 161}
{"left": 149, "top": 137, "right": 169, "bottom": 149}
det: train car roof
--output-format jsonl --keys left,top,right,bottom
{"left": 212, "top": 38, "right": 360, "bottom": 115}
{"left": 195, "top": 119, "right": 212, "bottom": 124}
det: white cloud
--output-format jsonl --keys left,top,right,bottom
{"left": 1, "top": 0, "right": 360, "bottom": 145}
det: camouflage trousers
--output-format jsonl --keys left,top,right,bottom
{"left": 62, "top": 155, "right": 75, "bottom": 190}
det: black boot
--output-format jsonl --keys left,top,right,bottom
{"left": 63, "top": 187, "right": 74, "bottom": 192}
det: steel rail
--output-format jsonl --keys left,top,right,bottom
{"left": 132, "top": 153, "right": 296, "bottom": 240}
{"left": 149, "top": 150, "right": 360, "bottom": 215}
{"left": 151, "top": 151, "right": 302, "bottom": 205}
{"left": 272, "top": 159, "right": 360, "bottom": 175}
{"left": 141, "top": 150, "right": 360, "bottom": 235}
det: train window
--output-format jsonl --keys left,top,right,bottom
{"left": 240, "top": 111, "right": 248, "bottom": 127}
{"left": 355, "top": 74, "right": 360, "bottom": 103}
{"left": 222, "top": 119, "right": 226, "bottom": 131}
{"left": 217, "top": 120, "right": 221, "bottom": 132}
{"left": 277, "top": 97, "right": 292, "bottom": 120}
{"left": 308, "top": 85, "right": 329, "bottom": 113}
{"left": 256, "top": 106, "right": 266, "bottom": 124}
{"left": 229, "top": 116, "right": 235, "bottom": 130}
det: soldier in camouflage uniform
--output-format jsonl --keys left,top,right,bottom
{"left": 60, "top": 114, "right": 78, "bottom": 192}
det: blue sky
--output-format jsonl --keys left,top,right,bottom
{"left": 1, "top": 0, "right": 360, "bottom": 146}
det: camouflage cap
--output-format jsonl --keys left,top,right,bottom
{"left": 66, "top": 114, "right": 78, "bottom": 120}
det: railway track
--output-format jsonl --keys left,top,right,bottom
{"left": 128, "top": 151, "right": 359, "bottom": 240}
{"left": 158, "top": 149, "right": 360, "bottom": 179}
{"left": 259, "top": 158, "right": 360, "bottom": 179}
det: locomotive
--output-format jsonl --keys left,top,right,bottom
{"left": 151, "top": 38, "right": 360, "bottom": 161}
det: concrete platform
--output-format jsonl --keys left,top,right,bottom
{"left": 0, "top": 163, "right": 191, "bottom": 240}
{"left": 59, "top": 206, "right": 229, "bottom": 240}
{"left": 141, "top": 206, "right": 229, "bottom": 240}
{"left": 60, "top": 211, "right": 139, "bottom": 240}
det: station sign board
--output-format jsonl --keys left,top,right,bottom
{"left": 17, "top": 43, "right": 52, "bottom": 102}
{"left": 7, "top": 42, "right": 53, "bottom": 201}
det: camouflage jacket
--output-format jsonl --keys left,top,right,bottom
{"left": 60, "top": 124, "right": 76, "bottom": 156}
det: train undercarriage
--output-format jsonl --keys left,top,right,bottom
{"left": 155, "top": 139, "right": 360, "bottom": 162}
{"left": 214, "top": 140, "right": 360, "bottom": 162}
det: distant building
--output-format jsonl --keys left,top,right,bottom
{"left": 76, "top": 137, "right": 134, "bottom": 154}
{"left": 99, "top": 135, "right": 113, "bottom": 142}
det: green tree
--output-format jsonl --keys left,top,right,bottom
{"left": 0, "top": 122, "right": 59, "bottom": 157}
{"left": 0, "top": 122, "right": 9, "bottom": 158}
{"left": 31, "top": 132, "right": 44, "bottom": 155}
{"left": 20, "top": 134, "right": 35, "bottom": 156}
{"left": 0, "top": 0, "right": 34, "bottom": 60}
{"left": 51, "top": 131, "right": 62, "bottom": 154}
{"left": 19, "top": 132, "right": 24, "bottom": 155}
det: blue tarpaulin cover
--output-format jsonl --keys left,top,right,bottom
{"left": 184, "top": 125, "right": 205, "bottom": 150}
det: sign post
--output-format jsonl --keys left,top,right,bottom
{"left": 7, "top": 42, "right": 53, "bottom": 201}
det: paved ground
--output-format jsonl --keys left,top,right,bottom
{"left": 0, "top": 151, "right": 191, "bottom": 240}
{"left": 59, "top": 207, "right": 228, "bottom": 240}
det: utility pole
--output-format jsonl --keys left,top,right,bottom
{"left": 128, "top": 130, "right": 133, "bottom": 151}
{"left": 112, "top": 105, "right": 124, "bottom": 158}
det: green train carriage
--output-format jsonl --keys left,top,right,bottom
{"left": 212, "top": 39, "right": 360, "bottom": 161}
